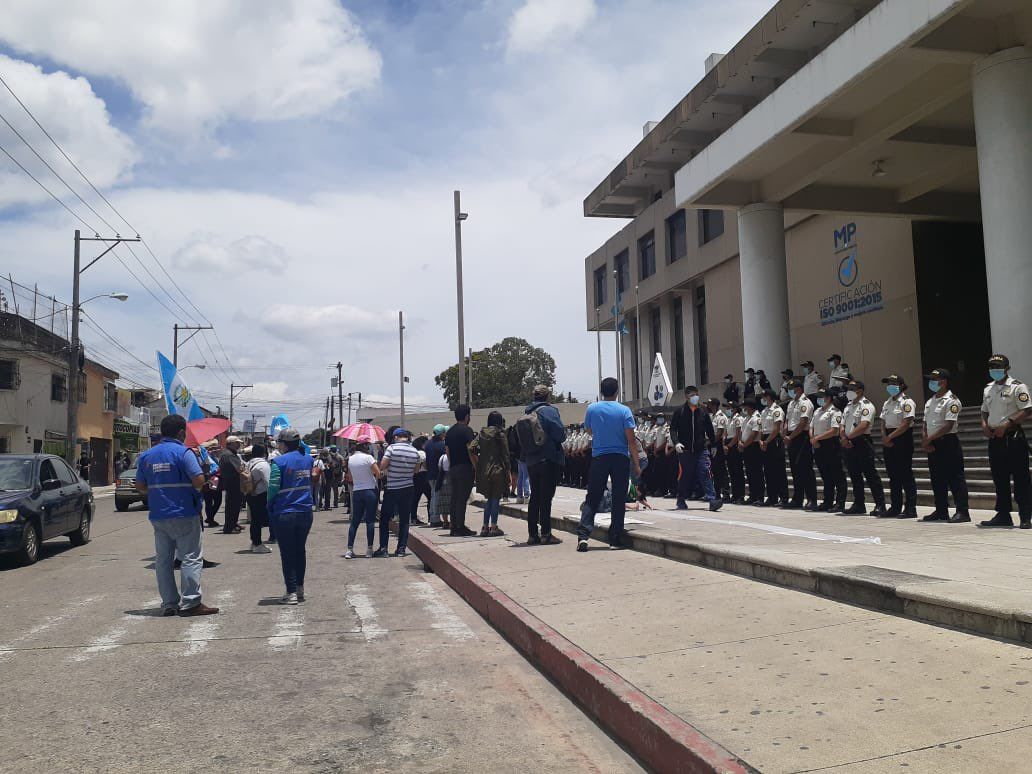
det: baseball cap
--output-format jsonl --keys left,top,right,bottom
{"left": 745, "top": 367, "right": 755, "bottom": 374}
{"left": 393, "top": 427, "right": 411, "bottom": 438}
{"left": 989, "top": 354, "right": 1010, "bottom": 368}
{"left": 724, "top": 373, "right": 734, "bottom": 380}
{"left": 787, "top": 378, "right": 802, "bottom": 389}
{"left": 800, "top": 360, "right": 814, "bottom": 368}
{"left": 924, "top": 368, "right": 951, "bottom": 381}
{"left": 277, "top": 427, "right": 301, "bottom": 442}
{"left": 846, "top": 379, "right": 865, "bottom": 390}
{"left": 226, "top": 435, "right": 242, "bottom": 445}
{"left": 705, "top": 397, "right": 720, "bottom": 406}
{"left": 432, "top": 424, "right": 447, "bottom": 435}
{"left": 881, "top": 374, "right": 904, "bottom": 385}
{"left": 829, "top": 353, "right": 842, "bottom": 360}
{"left": 781, "top": 368, "right": 793, "bottom": 376}
{"left": 814, "top": 388, "right": 830, "bottom": 398}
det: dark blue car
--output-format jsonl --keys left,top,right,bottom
{"left": 0, "top": 454, "right": 94, "bottom": 566}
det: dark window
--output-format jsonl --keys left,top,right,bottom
{"left": 594, "top": 266, "right": 607, "bottom": 308}
{"left": 0, "top": 436, "right": 9, "bottom": 453}
{"left": 650, "top": 308, "right": 662, "bottom": 359}
{"left": 38, "top": 459, "right": 59, "bottom": 486}
{"left": 698, "top": 209, "right": 725, "bottom": 245}
{"left": 56, "top": 459, "right": 79, "bottom": 484}
{"left": 78, "top": 378, "right": 87, "bottom": 404}
{"left": 51, "top": 374, "right": 67, "bottom": 402}
{"left": 104, "top": 383, "right": 117, "bottom": 412}
{"left": 695, "top": 286, "right": 709, "bottom": 385}
{"left": 666, "top": 210, "right": 687, "bottom": 263}
{"left": 673, "top": 297, "right": 686, "bottom": 390}
{"left": 0, "top": 359, "right": 19, "bottom": 390}
{"left": 614, "top": 250, "right": 630, "bottom": 296}
{"left": 638, "top": 232, "right": 656, "bottom": 280}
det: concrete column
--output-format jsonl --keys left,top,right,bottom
{"left": 658, "top": 297, "right": 675, "bottom": 381}
{"left": 674, "top": 290, "right": 698, "bottom": 389}
{"left": 737, "top": 203, "right": 791, "bottom": 378}
{"left": 973, "top": 47, "right": 1032, "bottom": 373}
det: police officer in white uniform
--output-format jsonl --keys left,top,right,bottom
{"left": 979, "top": 354, "right": 1032, "bottom": 529}
{"left": 706, "top": 398, "right": 731, "bottom": 501}
{"left": 810, "top": 388, "right": 846, "bottom": 511}
{"left": 724, "top": 402, "right": 746, "bottom": 504}
{"left": 841, "top": 379, "right": 887, "bottom": 515}
{"left": 738, "top": 398, "right": 765, "bottom": 505}
{"left": 784, "top": 378, "right": 818, "bottom": 510}
{"left": 759, "top": 389, "right": 788, "bottom": 506}
{"left": 921, "top": 368, "right": 970, "bottom": 523}
{"left": 801, "top": 361, "right": 824, "bottom": 404}
{"left": 828, "top": 354, "right": 850, "bottom": 394}
{"left": 880, "top": 374, "right": 918, "bottom": 518}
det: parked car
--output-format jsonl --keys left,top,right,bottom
{"left": 0, "top": 454, "right": 94, "bottom": 566}
{"left": 114, "top": 467, "right": 148, "bottom": 512}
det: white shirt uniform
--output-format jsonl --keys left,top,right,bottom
{"left": 881, "top": 394, "right": 917, "bottom": 430}
{"left": 729, "top": 413, "right": 745, "bottom": 444}
{"left": 760, "top": 403, "right": 785, "bottom": 435}
{"left": 786, "top": 395, "right": 814, "bottom": 433}
{"left": 803, "top": 370, "right": 824, "bottom": 395}
{"left": 924, "top": 391, "right": 962, "bottom": 436}
{"left": 778, "top": 381, "right": 792, "bottom": 403}
{"left": 982, "top": 377, "right": 1032, "bottom": 429}
{"left": 741, "top": 413, "right": 762, "bottom": 444}
{"left": 712, "top": 411, "right": 728, "bottom": 439}
{"left": 811, "top": 405, "right": 843, "bottom": 437}
{"left": 843, "top": 397, "right": 877, "bottom": 435}
{"left": 829, "top": 365, "right": 850, "bottom": 389}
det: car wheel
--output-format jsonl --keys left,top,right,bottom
{"left": 16, "top": 521, "right": 40, "bottom": 566}
{"left": 115, "top": 498, "right": 129, "bottom": 512}
{"left": 69, "top": 509, "right": 92, "bottom": 546}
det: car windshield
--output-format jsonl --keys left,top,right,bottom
{"left": 0, "top": 458, "right": 35, "bottom": 491}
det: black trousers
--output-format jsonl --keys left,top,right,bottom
{"left": 222, "top": 487, "right": 243, "bottom": 532}
{"left": 247, "top": 493, "right": 270, "bottom": 546}
{"left": 743, "top": 444, "right": 765, "bottom": 502}
{"left": 711, "top": 447, "right": 730, "bottom": 499}
{"left": 988, "top": 430, "right": 1031, "bottom": 518}
{"left": 883, "top": 429, "right": 916, "bottom": 511}
{"left": 726, "top": 447, "right": 746, "bottom": 501}
{"left": 410, "top": 472, "right": 431, "bottom": 522}
{"left": 762, "top": 438, "right": 788, "bottom": 503}
{"left": 319, "top": 478, "right": 333, "bottom": 510}
{"left": 844, "top": 436, "right": 885, "bottom": 507}
{"left": 928, "top": 434, "right": 969, "bottom": 514}
{"left": 787, "top": 435, "right": 817, "bottom": 504}
{"left": 814, "top": 438, "right": 846, "bottom": 507}
{"left": 448, "top": 464, "right": 475, "bottom": 530}
{"left": 527, "top": 459, "right": 560, "bottom": 538}
{"left": 204, "top": 488, "right": 222, "bottom": 522}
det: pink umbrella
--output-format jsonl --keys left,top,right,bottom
{"left": 186, "top": 417, "right": 231, "bottom": 449}
{"left": 333, "top": 423, "right": 386, "bottom": 443}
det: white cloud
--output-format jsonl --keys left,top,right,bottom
{"left": 0, "top": 54, "right": 136, "bottom": 210}
{"left": 259, "top": 302, "right": 398, "bottom": 343}
{"left": 507, "top": 0, "right": 597, "bottom": 53}
{"left": 171, "top": 234, "right": 289, "bottom": 275}
{"left": 0, "top": 0, "right": 382, "bottom": 136}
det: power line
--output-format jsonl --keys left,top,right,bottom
{"left": 0, "top": 138, "right": 95, "bottom": 231}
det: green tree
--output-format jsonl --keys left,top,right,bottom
{"left": 435, "top": 337, "right": 569, "bottom": 408}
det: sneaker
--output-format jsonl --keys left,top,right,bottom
{"left": 979, "top": 513, "right": 1015, "bottom": 528}
{"left": 251, "top": 543, "right": 272, "bottom": 554}
{"left": 297, "top": 586, "right": 305, "bottom": 602}
{"left": 488, "top": 525, "right": 505, "bottom": 537}
{"left": 479, "top": 526, "right": 490, "bottom": 537}
{"left": 371, "top": 548, "right": 389, "bottom": 558}
{"left": 1021, "top": 520, "right": 1032, "bottom": 530}
{"left": 344, "top": 549, "right": 355, "bottom": 559}
{"left": 394, "top": 549, "right": 408, "bottom": 557}
{"left": 162, "top": 607, "right": 179, "bottom": 617}
{"left": 609, "top": 543, "right": 626, "bottom": 551}
{"left": 803, "top": 501, "right": 820, "bottom": 512}
{"left": 457, "top": 527, "right": 478, "bottom": 537}
{"left": 180, "top": 603, "right": 220, "bottom": 616}
{"left": 576, "top": 540, "right": 588, "bottom": 553}
{"left": 204, "top": 520, "right": 221, "bottom": 528}
{"left": 280, "top": 592, "right": 299, "bottom": 605}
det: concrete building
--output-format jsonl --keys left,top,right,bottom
{"left": 584, "top": 0, "right": 1031, "bottom": 407}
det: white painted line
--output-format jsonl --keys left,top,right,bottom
{"left": 0, "top": 595, "right": 104, "bottom": 661}
{"left": 183, "top": 590, "right": 233, "bottom": 656}
{"left": 268, "top": 606, "right": 305, "bottom": 651}
{"left": 657, "top": 512, "right": 882, "bottom": 544}
{"left": 345, "top": 584, "right": 386, "bottom": 642}
{"left": 409, "top": 580, "right": 476, "bottom": 641}
{"left": 70, "top": 597, "right": 161, "bottom": 662}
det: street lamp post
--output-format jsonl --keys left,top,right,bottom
{"left": 399, "top": 311, "right": 406, "bottom": 428}
{"left": 179, "top": 364, "right": 206, "bottom": 372}
{"left": 454, "top": 191, "right": 468, "bottom": 407}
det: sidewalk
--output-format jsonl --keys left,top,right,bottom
{"left": 91, "top": 484, "right": 116, "bottom": 498}
{"left": 474, "top": 488, "right": 1032, "bottom": 645}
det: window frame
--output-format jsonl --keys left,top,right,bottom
{"left": 638, "top": 231, "right": 656, "bottom": 280}
{"left": 697, "top": 209, "right": 725, "bottom": 246}
{"left": 614, "top": 249, "right": 630, "bottom": 296}
{"left": 593, "top": 266, "right": 608, "bottom": 309}
{"left": 666, "top": 210, "right": 687, "bottom": 263}
{"left": 0, "top": 358, "right": 20, "bottom": 390}
{"left": 103, "top": 382, "right": 117, "bottom": 412}
{"left": 51, "top": 373, "right": 68, "bottom": 403}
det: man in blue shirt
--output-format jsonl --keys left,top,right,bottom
{"left": 267, "top": 427, "right": 314, "bottom": 605}
{"left": 577, "top": 377, "right": 641, "bottom": 552}
{"left": 136, "top": 414, "right": 219, "bottom": 617}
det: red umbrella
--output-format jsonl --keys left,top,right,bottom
{"left": 186, "top": 417, "right": 231, "bottom": 448}
{"left": 333, "top": 423, "right": 386, "bottom": 443}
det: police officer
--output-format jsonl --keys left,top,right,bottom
{"left": 268, "top": 427, "right": 315, "bottom": 604}
{"left": 706, "top": 398, "right": 731, "bottom": 501}
{"left": 828, "top": 354, "right": 850, "bottom": 394}
{"left": 810, "top": 388, "right": 846, "bottom": 511}
{"left": 778, "top": 369, "right": 795, "bottom": 405}
{"left": 784, "top": 378, "right": 818, "bottom": 510}
{"left": 841, "top": 380, "right": 887, "bottom": 515}
{"left": 880, "top": 374, "right": 918, "bottom": 518}
{"left": 723, "top": 374, "right": 741, "bottom": 404}
{"left": 801, "top": 360, "right": 824, "bottom": 403}
{"left": 739, "top": 397, "right": 765, "bottom": 505}
{"left": 724, "top": 402, "right": 746, "bottom": 504}
{"left": 979, "top": 354, "right": 1032, "bottom": 529}
{"left": 921, "top": 368, "right": 970, "bottom": 523}
{"left": 759, "top": 388, "right": 788, "bottom": 506}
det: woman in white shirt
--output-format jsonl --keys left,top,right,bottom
{"left": 345, "top": 442, "right": 381, "bottom": 559}
{"left": 246, "top": 444, "right": 273, "bottom": 553}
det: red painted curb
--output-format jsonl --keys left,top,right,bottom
{"left": 408, "top": 532, "right": 757, "bottom": 774}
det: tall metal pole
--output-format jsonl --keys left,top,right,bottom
{"left": 468, "top": 347, "right": 474, "bottom": 409}
{"left": 635, "top": 284, "right": 642, "bottom": 402}
{"left": 399, "top": 311, "right": 406, "bottom": 428}
{"left": 613, "top": 268, "right": 622, "bottom": 402}
{"left": 595, "top": 307, "right": 602, "bottom": 402}
{"left": 337, "top": 361, "right": 344, "bottom": 432}
{"left": 453, "top": 190, "right": 467, "bottom": 407}
{"left": 173, "top": 324, "right": 179, "bottom": 367}
{"left": 66, "top": 230, "right": 81, "bottom": 465}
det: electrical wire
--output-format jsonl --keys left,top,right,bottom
{"left": 0, "top": 138, "right": 95, "bottom": 231}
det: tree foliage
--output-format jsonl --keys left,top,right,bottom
{"left": 434, "top": 337, "right": 574, "bottom": 408}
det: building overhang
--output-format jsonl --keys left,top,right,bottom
{"left": 675, "top": 0, "right": 1032, "bottom": 219}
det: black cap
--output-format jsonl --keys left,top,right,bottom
{"left": 743, "top": 397, "right": 759, "bottom": 409}
{"left": 847, "top": 379, "right": 865, "bottom": 390}
{"left": 724, "top": 374, "right": 734, "bottom": 380}
{"left": 745, "top": 368, "right": 755, "bottom": 374}
{"left": 989, "top": 354, "right": 1010, "bottom": 368}
{"left": 925, "top": 368, "right": 951, "bottom": 381}
{"left": 881, "top": 374, "right": 904, "bottom": 385}
{"left": 757, "top": 369, "right": 766, "bottom": 375}
{"left": 814, "top": 388, "right": 830, "bottom": 398}
{"left": 800, "top": 360, "right": 814, "bottom": 368}
{"left": 787, "top": 378, "right": 803, "bottom": 389}
{"left": 705, "top": 397, "right": 720, "bottom": 407}
{"left": 829, "top": 354, "right": 842, "bottom": 361}
{"left": 781, "top": 368, "right": 793, "bottom": 376}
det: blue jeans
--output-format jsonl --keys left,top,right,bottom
{"left": 348, "top": 489, "right": 378, "bottom": 549}
{"left": 516, "top": 462, "right": 531, "bottom": 497}
{"left": 677, "top": 450, "right": 719, "bottom": 503}
{"left": 380, "top": 487, "right": 414, "bottom": 551}
{"left": 152, "top": 516, "right": 203, "bottom": 611}
{"left": 270, "top": 509, "right": 313, "bottom": 594}
{"left": 483, "top": 498, "right": 501, "bottom": 526}
{"left": 577, "top": 454, "right": 630, "bottom": 546}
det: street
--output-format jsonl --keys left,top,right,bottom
{"left": 0, "top": 497, "right": 641, "bottom": 774}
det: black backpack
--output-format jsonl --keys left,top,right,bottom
{"left": 516, "top": 406, "right": 548, "bottom": 459}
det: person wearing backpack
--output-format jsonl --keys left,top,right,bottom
{"left": 519, "top": 384, "right": 566, "bottom": 545}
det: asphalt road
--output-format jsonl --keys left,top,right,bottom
{"left": 0, "top": 496, "right": 642, "bottom": 774}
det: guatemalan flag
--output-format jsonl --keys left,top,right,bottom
{"left": 157, "top": 351, "right": 205, "bottom": 421}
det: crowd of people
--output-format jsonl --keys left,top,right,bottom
{"left": 133, "top": 352, "right": 1031, "bottom": 615}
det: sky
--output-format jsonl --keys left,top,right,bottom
{"left": 0, "top": 0, "right": 771, "bottom": 430}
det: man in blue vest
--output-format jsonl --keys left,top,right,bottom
{"left": 267, "top": 427, "right": 314, "bottom": 605}
{"left": 136, "top": 414, "right": 219, "bottom": 617}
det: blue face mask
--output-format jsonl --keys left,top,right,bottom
{"left": 688, "top": 395, "right": 700, "bottom": 406}
{"left": 990, "top": 369, "right": 1006, "bottom": 382}
{"left": 886, "top": 385, "right": 901, "bottom": 397}
{"left": 928, "top": 380, "right": 940, "bottom": 393}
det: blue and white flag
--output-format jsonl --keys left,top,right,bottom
{"left": 269, "top": 414, "right": 290, "bottom": 438}
{"left": 157, "top": 351, "right": 205, "bottom": 421}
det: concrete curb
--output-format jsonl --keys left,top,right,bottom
{"left": 408, "top": 531, "right": 757, "bottom": 774}
{"left": 484, "top": 501, "right": 1032, "bottom": 646}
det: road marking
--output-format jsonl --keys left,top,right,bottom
{"left": 345, "top": 584, "right": 386, "bottom": 641}
{"left": 268, "top": 606, "right": 305, "bottom": 651}
{"left": 658, "top": 511, "right": 882, "bottom": 544}
{"left": 409, "top": 580, "right": 476, "bottom": 641}
{"left": 69, "top": 597, "right": 161, "bottom": 662}
{"left": 0, "top": 595, "right": 105, "bottom": 661}
{"left": 183, "top": 590, "right": 233, "bottom": 656}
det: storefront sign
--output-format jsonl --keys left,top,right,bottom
{"left": 114, "top": 418, "right": 141, "bottom": 437}
{"left": 818, "top": 222, "right": 885, "bottom": 326}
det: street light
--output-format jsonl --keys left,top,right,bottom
{"left": 180, "top": 364, "right": 206, "bottom": 372}
{"left": 454, "top": 190, "right": 468, "bottom": 407}
{"left": 81, "top": 292, "right": 129, "bottom": 305}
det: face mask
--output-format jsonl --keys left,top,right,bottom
{"left": 990, "top": 369, "right": 1006, "bottom": 382}
{"left": 828, "top": 361, "right": 836, "bottom": 368}
{"left": 804, "top": 366, "right": 813, "bottom": 374}
{"left": 816, "top": 397, "right": 826, "bottom": 408}
{"left": 761, "top": 398, "right": 770, "bottom": 407}
{"left": 846, "top": 390, "right": 858, "bottom": 402}
{"left": 886, "top": 385, "right": 901, "bottom": 397}
{"left": 928, "top": 380, "right": 940, "bottom": 393}
{"left": 688, "top": 395, "right": 700, "bottom": 406}
{"left": 656, "top": 417, "right": 665, "bottom": 425}
{"left": 724, "top": 378, "right": 731, "bottom": 384}
{"left": 724, "top": 409, "right": 734, "bottom": 418}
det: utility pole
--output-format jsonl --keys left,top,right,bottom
{"left": 399, "top": 311, "right": 406, "bottom": 428}
{"left": 337, "top": 361, "right": 344, "bottom": 432}
{"left": 357, "top": 392, "right": 362, "bottom": 419}
{"left": 468, "top": 347, "right": 474, "bottom": 409}
{"left": 347, "top": 393, "right": 353, "bottom": 425}
{"left": 454, "top": 190, "right": 468, "bottom": 407}
{"left": 67, "top": 230, "right": 139, "bottom": 465}
{"left": 173, "top": 323, "right": 213, "bottom": 367}
{"left": 328, "top": 392, "right": 335, "bottom": 436}
{"left": 228, "top": 383, "right": 252, "bottom": 431}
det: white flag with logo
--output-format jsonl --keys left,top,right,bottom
{"left": 648, "top": 353, "right": 673, "bottom": 407}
